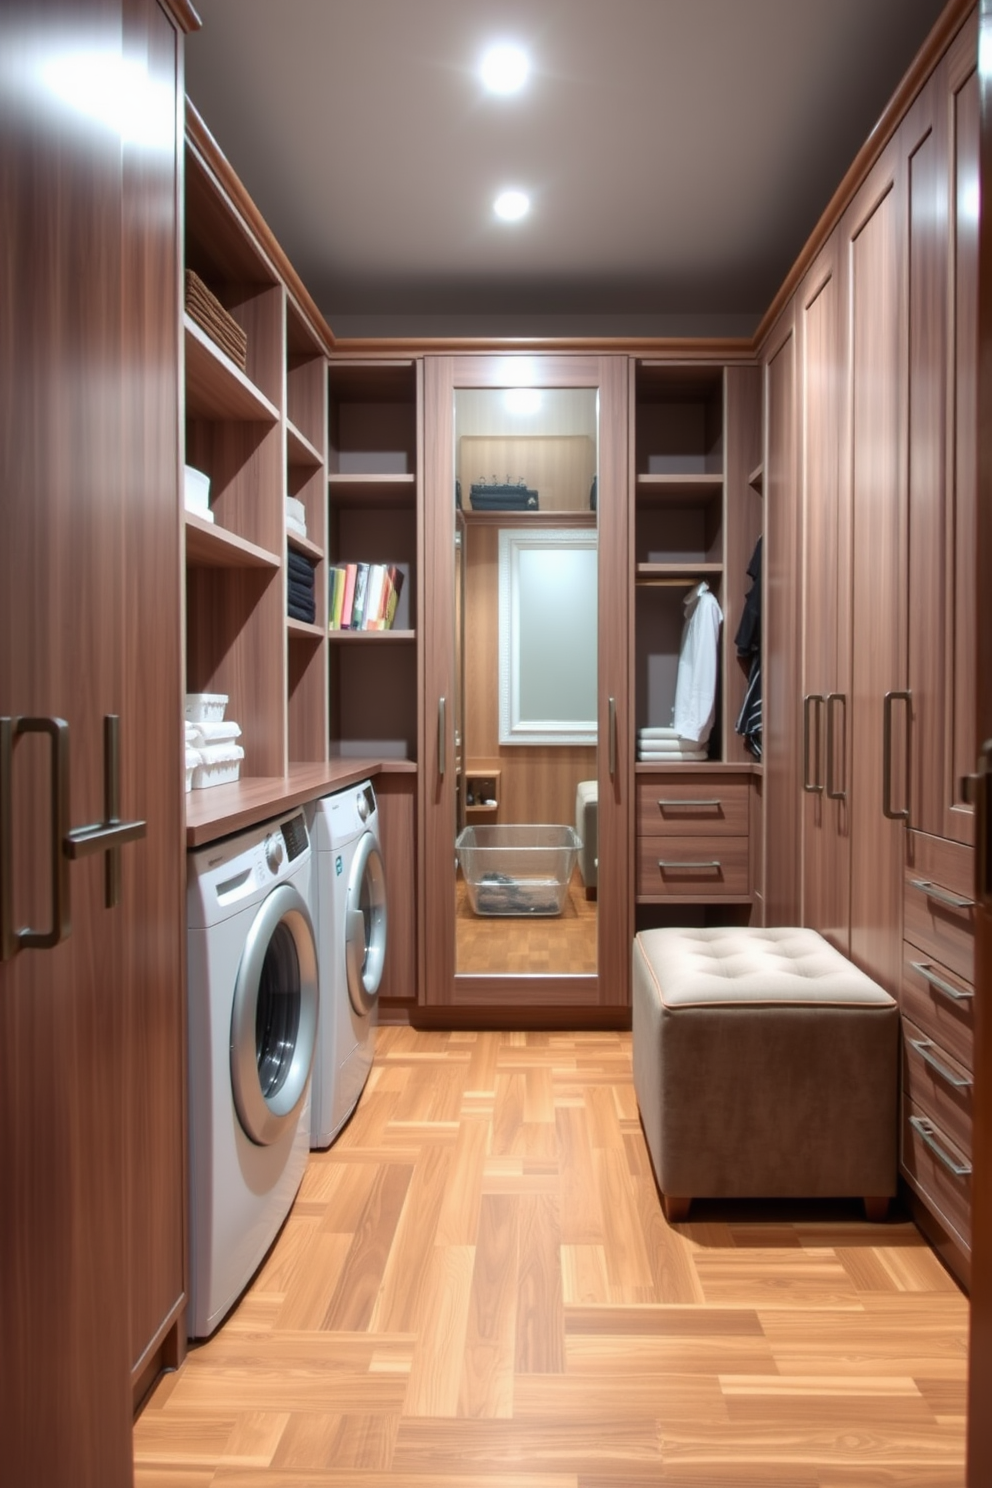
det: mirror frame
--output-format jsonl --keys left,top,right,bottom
{"left": 497, "top": 527, "right": 598, "bottom": 746}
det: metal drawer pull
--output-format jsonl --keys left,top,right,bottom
{"left": 608, "top": 696, "right": 617, "bottom": 781}
{"left": 64, "top": 716, "right": 145, "bottom": 908}
{"left": 656, "top": 799, "right": 721, "bottom": 808}
{"left": 909, "top": 878, "right": 975, "bottom": 911}
{"left": 910, "top": 960, "right": 973, "bottom": 1003}
{"left": 437, "top": 696, "right": 446, "bottom": 778}
{"left": 908, "top": 1038, "right": 972, "bottom": 1089}
{"left": 908, "top": 1115, "right": 972, "bottom": 1178}
{"left": 657, "top": 859, "right": 721, "bottom": 870}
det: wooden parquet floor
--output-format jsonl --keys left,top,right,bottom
{"left": 456, "top": 871, "right": 598, "bottom": 974}
{"left": 134, "top": 1029, "right": 969, "bottom": 1487}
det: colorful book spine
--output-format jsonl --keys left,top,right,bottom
{"left": 350, "top": 562, "right": 370, "bottom": 630}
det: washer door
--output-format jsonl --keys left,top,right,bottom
{"left": 230, "top": 882, "right": 318, "bottom": 1146}
{"left": 344, "top": 832, "right": 387, "bottom": 1015}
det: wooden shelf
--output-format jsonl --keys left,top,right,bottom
{"left": 328, "top": 473, "right": 416, "bottom": 507}
{"left": 287, "top": 616, "right": 324, "bottom": 640}
{"left": 461, "top": 509, "right": 596, "bottom": 527}
{"left": 185, "top": 760, "right": 389, "bottom": 847}
{"left": 748, "top": 462, "right": 765, "bottom": 492}
{"left": 327, "top": 628, "right": 415, "bottom": 643}
{"left": 184, "top": 315, "right": 279, "bottom": 423}
{"left": 635, "top": 474, "right": 723, "bottom": 504}
{"left": 634, "top": 760, "right": 758, "bottom": 774}
{"left": 636, "top": 894, "right": 753, "bottom": 907}
{"left": 636, "top": 562, "right": 723, "bottom": 585}
{"left": 185, "top": 510, "right": 281, "bottom": 569}
{"left": 286, "top": 418, "right": 324, "bottom": 469}
{"left": 286, "top": 529, "right": 323, "bottom": 562}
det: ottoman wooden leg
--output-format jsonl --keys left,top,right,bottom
{"left": 863, "top": 1196, "right": 889, "bottom": 1222}
{"left": 663, "top": 1195, "right": 692, "bottom": 1224}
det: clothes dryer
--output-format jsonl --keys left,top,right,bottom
{"left": 308, "top": 780, "right": 387, "bottom": 1148}
{"left": 186, "top": 809, "right": 318, "bottom": 1337}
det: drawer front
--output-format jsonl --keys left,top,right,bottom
{"left": 901, "top": 1015, "right": 973, "bottom": 1159}
{"left": 906, "top": 830, "right": 974, "bottom": 900}
{"left": 901, "top": 948, "right": 974, "bottom": 1071}
{"left": 636, "top": 778, "right": 750, "bottom": 837}
{"left": 901, "top": 1094, "right": 971, "bottom": 1251}
{"left": 636, "top": 835, "right": 749, "bottom": 898}
{"left": 904, "top": 873, "right": 975, "bottom": 984}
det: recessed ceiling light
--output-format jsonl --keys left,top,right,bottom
{"left": 480, "top": 42, "right": 530, "bottom": 95}
{"left": 494, "top": 189, "right": 530, "bottom": 222}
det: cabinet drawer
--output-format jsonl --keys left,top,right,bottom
{"left": 901, "top": 947, "right": 973, "bottom": 1071}
{"left": 637, "top": 835, "right": 749, "bottom": 898}
{"left": 901, "top": 1015, "right": 973, "bottom": 1159}
{"left": 636, "top": 777, "right": 749, "bottom": 836}
{"left": 901, "top": 1094, "right": 971, "bottom": 1252}
{"left": 904, "top": 873, "right": 975, "bottom": 984}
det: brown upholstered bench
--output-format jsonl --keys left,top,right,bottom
{"left": 632, "top": 926, "right": 898, "bottom": 1224}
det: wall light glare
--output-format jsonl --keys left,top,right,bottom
{"left": 494, "top": 189, "right": 530, "bottom": 222}
{"left": 504, "top": 387, "right": 542, "bottom": 416}
{"left": 480, "top": 42, "right": 530, "bottom": 95}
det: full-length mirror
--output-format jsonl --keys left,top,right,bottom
{"left": 453, "top": 385, "right": 599, "bottom": 977}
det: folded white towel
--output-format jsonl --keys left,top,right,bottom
{"left": 196, "top": 742, "right": 245, "bottom": 766}
{"left": 285, "top": 495, "right": 306, "bottom": 521}
{"left": 286, "top": 514, "right": 308, "bottom": 538}
{"left": 191, "top": 719, "right": 242, "bottom": 745}
{"left": 637, "top": 726, "right": 682, "bottom": 739}
{"left": 638, "top": 748, "right": 709, "bottom": 761}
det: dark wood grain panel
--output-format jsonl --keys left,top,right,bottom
{"left": 374, "top": 775, "right": 418, "bottom": 1003}
{"left": 904, "top": 874, "right": 975, "bottom": 985}
{"left": 762, "top": 314, "right": 801, "bottom": 926}
{"left": 122, "top": 0, "right": 186, "bottom": 1396}
{"left": 901, "top": 1093, "right": 971, "bottom": 1253}
{"left": 847, "top": 141, "right": 907, "bottom": 1000}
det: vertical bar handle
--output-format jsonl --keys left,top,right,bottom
{"left": 608, "top": 696, "right": 617, "bottom": 781}
{"left": 803, "top": 694, "right": 823, "bottom": 792}
{"left": 437, "top": 697, "right": 446, "bottom": 779}
{"left": 826, "top": 692, "right": 846, "bottom": 800}
{"left": 1, "top": 717, "right": 72, "bottom": 958}
{"left": 882, "top": 690, "right": 911, "bottom": 821}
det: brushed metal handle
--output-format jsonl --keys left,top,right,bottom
{"left": 909, "top": 878, "right": 974, "bottom": 912}
{"left": 803, "top": 694, "right": 823, "bottom": 793}
{"left": 907, "top": 1037, "right": 972, "bottom": 1089}
{"left": 908, "top": 1115, "right": 971, "bottom": 1178}
{"left": 656, "top": 798, "right": 722, "bottom": 809}
{"left": 0, "top": 717, "right": 71, "bottom": 958}
{"left": 657, "top": 859, "right": 722, "bottom": 871}
{"left": 437, "top": 696, "right": 446, "bottom": 779}
{"left": 910, "top": 960, "right": 974, "bottom": 1003}
{"left": 63, "top": 716, "right": 146, "bottom": 908}
{"left": 882, "top": 690, "right": 911, "bottom": 820}
{"left": 608, "top": 696, "right": 617, "bottom": 781}
{"left": 825, "top": 692, "right": 846, "bottom": 800}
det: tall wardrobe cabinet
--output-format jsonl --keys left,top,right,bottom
{"left": 1, "top": 0, "right": 193, "bottom": 1481}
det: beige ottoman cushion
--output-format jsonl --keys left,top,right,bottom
{"left": 632, "top": 926, "right": 898, "bottom": 1206}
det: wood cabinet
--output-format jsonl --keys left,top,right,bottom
{"left": 1, "top": 0, "right": 192, "bottom": 1478}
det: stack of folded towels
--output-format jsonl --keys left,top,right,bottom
{"left": 637, "top": 726, "right": 710, "bottom": 762}
{"left": 285, "top": 496, "right": 307, "bottom": 539}
{"left": 287, "top": 550, "right": 316, "bottom": 624}
{"left": 184, "top": 697, "right": 245, "bottom": 791}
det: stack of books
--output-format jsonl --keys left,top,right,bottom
{"left": 329, "top": 562, "right": 406, "bottom": 631}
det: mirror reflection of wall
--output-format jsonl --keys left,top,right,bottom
{"left": 453, "top": 385, "right": 600, "bottom": 977}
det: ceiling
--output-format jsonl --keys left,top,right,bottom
{"left": 184, "top": 0, "right": 950, "bottom": 340}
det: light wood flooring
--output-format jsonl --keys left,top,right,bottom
{"left": 134, "top": 1029, "right": 968, "bottom": 1486}
{"left": 456, "top": 871, "right": 598, "bottom": 974}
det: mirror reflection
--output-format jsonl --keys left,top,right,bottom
{"left": 453, "top": 386, "right": 599, "bottom": 977}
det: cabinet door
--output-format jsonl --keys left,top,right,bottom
{"left": 845, "top": 137, "right": 908, "bottom": 997}
{"left": 1, "top": 2, "right": 132, "bottom": 1481}
{"left": 799, "top": 233, "right": 852, "bottom": 951}
{"left": 763, "top": 308, "right": 802, "bottom": 926}
{"left": 421, "top": 355, "right": 630, "bottom": 1013}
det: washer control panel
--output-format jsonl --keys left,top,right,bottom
{"left": 264, "top": 832, "right": 285, "bottom": 873}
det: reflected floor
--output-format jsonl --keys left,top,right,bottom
{"left": 456, "top": 866, "right": 597, "bottom": 975}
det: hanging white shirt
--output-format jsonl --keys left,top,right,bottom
{"left": 672, "top": 581, "right": 723, "bottom": 745}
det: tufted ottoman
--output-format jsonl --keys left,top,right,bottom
{"left": 632, "top": 926, "right": 898, "bottom": 1223}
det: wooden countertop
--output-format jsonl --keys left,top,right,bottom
{"left": 185, "top": 758, "right": 416, "bottom": 847}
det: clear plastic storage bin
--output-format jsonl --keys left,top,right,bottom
{"left": 456, "top": 824, "right": 581, "bottom": 917}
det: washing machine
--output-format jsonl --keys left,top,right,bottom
{"left": 308, "top": 780, "right": 387, "bottom": 1148}
{"left": 186, "top": 808, "right": 319, "bottom": 1338}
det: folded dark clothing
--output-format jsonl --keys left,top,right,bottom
{"left": 287, "top": 598, "right": 316, "bottom": 624}
{"left": 469, "top": 491, "right": 538, "bottom": 511}
{"left": 288, "top": 577, "right": 314, "bottom": 606}
{"left": 287, "top": 552, "right": 315, "bottom": 584}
